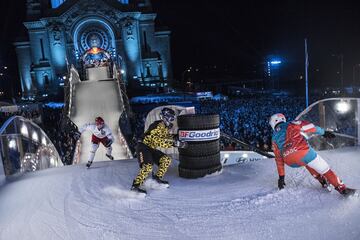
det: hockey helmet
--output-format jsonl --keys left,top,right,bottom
{"left": 95, "top": 116, "right": 105, "bottom": 129}
{"left": 160, "top": 108, "right": 176, "bottom": 127}
{"left": 269, "top": 113, "right": 286, "bottom": 130}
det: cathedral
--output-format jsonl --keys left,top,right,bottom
{"left": 14, "top": 0, "right": 172, "bottom": 98}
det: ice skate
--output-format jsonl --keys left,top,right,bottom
{"left": 106, "top": 154, "right": 114, "bottom": 160}
{"left": 316, "top": 175, "right": 332, "bottom": 191}
{"left": 86, "top": 161, "right": 93, "bottom": 168}
{"left": 152, "top": 172, "right": 169, "bottom": 186}
{"left": 337, "top": 187, "right": 358, "bottom": 197}
{"left": 131, "top": 184, "right": 147, "bottom": 195}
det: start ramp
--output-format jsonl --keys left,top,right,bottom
{"left": 70, "top": 68, "right": 129, "bottom": 163}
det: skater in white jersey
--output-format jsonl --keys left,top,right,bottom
{"left": 79, "top": 117, "right": 114, "bottom": 168}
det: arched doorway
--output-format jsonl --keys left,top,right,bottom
{"left": 82, "top": 47, "right": 111, "bottom": 68}
{"left": 72, "top": 17, "right": 117, "bottom": 58}
{"left": 82, "top": 47, "right": 113, "bottom": 81}
{"left": 72, "top": 17, "right": 118, "bottom": 80}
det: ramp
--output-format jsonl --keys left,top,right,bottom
{"left": 71, "top": 79, "right": 128, "bottom": 163}
{"left": 1, "top": 147, "right": 360, "bottom": 240}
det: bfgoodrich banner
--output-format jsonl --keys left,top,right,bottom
{"left": 178, "top": 128, "right": 220, "bottom": 142}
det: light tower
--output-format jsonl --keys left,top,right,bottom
{"left": 265, "top": 55, "right": 282, "bottom": 90}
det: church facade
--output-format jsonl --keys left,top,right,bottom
{"left": 15, "top": 0, "right": 172, "bottom": 98}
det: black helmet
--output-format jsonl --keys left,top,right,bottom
{"left": 160, "top": 108, "right": 176, "bottom": 127}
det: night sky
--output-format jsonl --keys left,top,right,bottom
{"left": 1, "top": 0, "right": 360, "bottom": 97}
{"left": 151, "top": 0, "right": 360, "bottom": 89}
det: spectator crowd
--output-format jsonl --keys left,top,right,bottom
{"left": 0, "top": 108, "right": 41, "bottom": 126}
{"left": 196, "top": 97, "right": 305, "bottom": 151}
{"left": 0, "top": 95, "right": 310, "bottom": 165}
{"left": 41, "top": 107, "right": 79, "bottom": 165}
{"left": 131, "top": 96, "right": 306, "bottom": 152}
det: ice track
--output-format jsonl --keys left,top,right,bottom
{"left": 0, "top": 147, "right": 359, "bottom": 240}
{"left": 71, "top": 80, "right": 128, "bottom": 163}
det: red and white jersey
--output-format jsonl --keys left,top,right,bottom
{"left": 79, "top": 123, "right": 113, "bottom": 140}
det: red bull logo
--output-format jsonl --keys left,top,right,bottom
{"left": 178, "top": 128, "right": 220, "bottom": 141}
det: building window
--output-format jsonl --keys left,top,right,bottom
{"left": 44, "top": 75, "right": 50, "bottom": 89}
{"left": 145, "top": 64, "right": 151, "bottom": 77}
{"left": 51, "top": 0, "right": 66, "bottom": 8}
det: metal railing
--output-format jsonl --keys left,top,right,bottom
{"left": 220, "top": 132, "right": 274, "bottom": 158}
{"left": 113, "top": 64, "right": 135, "bottom": 158}
{"left": 63, "top": 65, "right": 83, "bottom": 164}
{"left": 0, "top": 116, "right": 62, "bottom": 180}
{"left": 66, "top": 65, "right": 81, "bottom": 118}
{"left": 296, "top": 98, "right": 359, "bottom": 150}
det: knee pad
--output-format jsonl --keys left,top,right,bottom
{"left": 307, "top": 155, "right": 330, "bottom": 175}
{"left": 91, "top": 144, "right": 99, "bottom": 152}
{"left": 156, "top": 156, "right": 171, "bottom": 178}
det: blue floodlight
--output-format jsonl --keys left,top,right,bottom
{"left": 270, "top": 61, "right": 282, "bottom": 65}
{"left": 51, "top": 0, "right": 66, "bottom": 8}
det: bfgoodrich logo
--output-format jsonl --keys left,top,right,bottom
{"left": 178, "top": 128, "right": 220, "bottom": 141}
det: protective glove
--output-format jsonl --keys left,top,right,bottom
{"left": 173, "top": 134, "right": 179, "bottom": 141}
{"left": 73, "top": 131, "right": 81, "bottom": 140}
{"left": 179, "top": 141, "right": 188, "bottom": 149}
{"left": 278, "top": 176, "right": 286, "bottom": 190}
{"left": 105, "top": 138, "right": 113, "bottom": 148}
{"left": 323, "top": 131, "right": 336, "bottom": 139}
{"left": 173, "top": 140, "right": 188, "bottom": 149}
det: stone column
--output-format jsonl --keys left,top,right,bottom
{"left": 14, "top": 42, "right": 32, "bottom": 97}
{"left": 121, "top": 16, "right": 142, "bottom": 82}
{"left": 47, "top": 23, "right": 67, "bottom": 77}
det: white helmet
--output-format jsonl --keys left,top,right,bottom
{"left": 269, "top": 113, "right": 286, "bottom": 130}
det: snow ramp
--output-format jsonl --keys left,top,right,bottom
{"left": 0, "top": 146, "right": 359, "bottom": 240}
{"left": 70, "top": 69, "right": 129, "bottom": 163}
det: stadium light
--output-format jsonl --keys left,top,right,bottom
{"left": 335, "top": 101, "right": 350, "bottom": 114}
{"left": 270, "top": 61, "right": 282, "bottom": 65}
{"left": 21, "top": 124, "right": 29, "bottom": 137}
{"left": 41, "top": 137, "right": 47, "bottom": 146}
{"left": 9, "top": 139, "right": 16, "bottom": 149}
{"left": 32, "top": 131, "right": 39, "bottom": 142}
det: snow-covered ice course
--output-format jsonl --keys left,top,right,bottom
{"left": 0, "top": 147, "right": 359, "bottom": 240}
{"left": 71, "top": 79, "right": 128, "bottom": 163}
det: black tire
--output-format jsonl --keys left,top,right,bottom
{"left": 178, "top": 140, "right": 220, "bottom": 157}
{"left": 179, "top": 153, "right": 221, "bottom": 169}
{"left": 177, "top": 114, "right": 219, "bottom": 130}
{"left": 178, "top": 164, "right": 222, "bottom": 179}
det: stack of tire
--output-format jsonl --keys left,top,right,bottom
{"left": 177, "top": 114, "right": 222, "bottom": 178}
